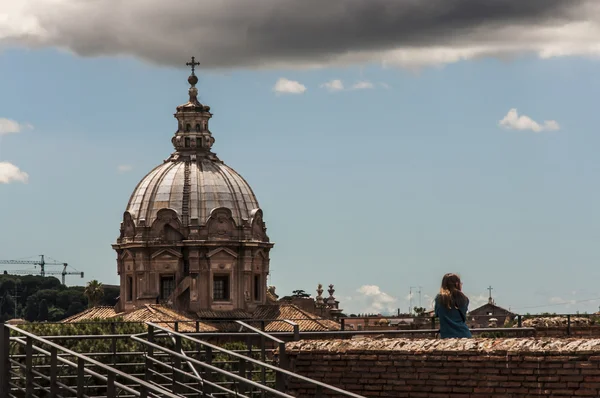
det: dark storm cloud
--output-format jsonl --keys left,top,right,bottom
{"left": 1, "top": 0, "right": 596, "bottom": 69}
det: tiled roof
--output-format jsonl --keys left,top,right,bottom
{"left": 196, "top": 309, "right": 253, "bottom": 319}
{"left": 253, "top": 304, "right": 341, "bottom": 332}
{"left": 122, "top": 305, "right": 218, "bottom": 332}
{"left": 61, "top": 303, "right": 340, "bottom": 333}
{"left": 61, "top": 305, "right": 218, "bottom": 332}
{"left": 61, "top": 306, "right": 122, "bottom": 323}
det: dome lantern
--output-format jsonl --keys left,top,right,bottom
{"left": 171, "top": 57, "right": 216, "bottom": 157}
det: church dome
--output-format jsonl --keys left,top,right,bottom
{"left": 126, "top": 159, "right": 259, "bottom": 227}
{"left": 115, "top": 57, "right": 270, "bottom": 243}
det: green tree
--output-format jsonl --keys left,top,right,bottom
{"left": 84, "top": 280, "right": 104, "bottom": 308}
{"left": 291, "top": 289, "right": 310, "bottom": 298}
{"left": 38, "top": 299, "right": 49, "bottom": 321}
{"left": 24, "top": 296, "right": 38, "bottom": 321}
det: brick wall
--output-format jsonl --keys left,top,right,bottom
{"left": 285, "top": 338, "right": 600, "bottom": 398}
{"left": 535, "top": 327, "right": 600, "bottom": 338}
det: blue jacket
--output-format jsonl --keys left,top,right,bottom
{"left": 434, "top": 294, "right": 472, "bottom": 339}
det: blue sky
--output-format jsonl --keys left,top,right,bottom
{"left": 2, "top": 1, "right": 600, "bottom": 315}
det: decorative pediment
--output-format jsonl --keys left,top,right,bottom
{"left": 252, "top": 249, "right": 267, "bottom": 271}
{"left": 119, "top": 250, "right": 135, "bottom": 260}
{"left": 151, "top": 248, "right": 183, "bottom": 260}
{"left": 150, "top": 208, "right": 185, "bottom": 240}
{"left": 207, "top": 207, "right": 236, "bottom": 240}
{"left": 206, "top": 247, "right": 238, "bottom": 259}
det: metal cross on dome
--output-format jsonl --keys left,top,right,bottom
{"left": 186, "top": 56, "right": 200, "bottom": 75}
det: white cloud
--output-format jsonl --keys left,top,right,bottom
{"left": 0, "top": 118, "right": 33, "bottom": 135}
{"left": 273, "top": 78, "right": 306, "bottom": 95}
{"left": 0, "top": 162, "right": 29, "bottom": 184}
{"left": 117, "top": 164, "right": 133, "bottom": 173}
{"left": 320, "top": 79, "right": 344, "bottom": 92}
{"left": 351, "top": 81, "right": 374, "bottom": 90}
{"left": 467, "top": 294, "right": 490, "bottom": 310}
{"left": 353, "top": 285, "right": 398, "bottom": 314}
{"left": 499, "top": 108, "right": 560, "bottom": 133}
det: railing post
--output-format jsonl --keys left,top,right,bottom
{"left": 106, "top": 370, "right": 116, "bottom": 398}
{"left": 431, "top": 316, "right": 436, "bottom": 330}
{"left": 567, "top": 314, "right": 571, "bottom": 336}
{"left": 340, "top": 318, "right": 345, "bottom": 331}
{"left": 276, "top": 341, "right": 288, "bottom": 391}
{"left": 518, "top": 315, "right": 522, "bottom": 328}
{"left": 25, "top": 336, "right": 33, "bottom": 397}
{"left": 204, "top": 346, "right": 213, "bottom": 395}
{"left": 173, "top": 334, "right": 182, "bottom": 393}
{"left": 316, "top": 384, "right": 323, "bottom": 398}
{"left": 49, "top": 346, "right": 58, "bottom": 398}
{"left": 260, "top": 332, "right": 266, "bottom": 387}
{"left": 293, "top": 324, "right": 300, "bottom": 341}
{"left": 111, "top": 321, "right": 117, "bottom": 365}
{"left": 77, "top": 357, "right": 85, "bottom": 398}
{"left": 0, "top": 324, "right": 10, "bottom": 398}
{"left": 239, "top": 357, "right": 248, "bottom": 395}
{"left": 195, "top": 321, "right": 202, "bottom": 393}
{"left": 145, "top": 325, "right": 154, "bottom": 383}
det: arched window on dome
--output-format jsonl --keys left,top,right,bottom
{"left": 185, "top": 124, "right": 191, "bottom": 132}
{"left": 196, "top": 137, "right": 202, "bottom": 148}
{"left": 195, "top": 123, "right": 201, "bottom": 132}
{"left": 185, "top": 137, "right": 190, "bottom": 147}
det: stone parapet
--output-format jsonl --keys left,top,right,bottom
{"left": 285, "top": 338, "right": 600, "bottom": 397}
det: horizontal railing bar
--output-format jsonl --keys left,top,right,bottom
{"left": 147, "top": 322, "right": 366, "bottom": 398}
{"left": 135, "top": 334, "right": 291, "bottom": 398}
{"left": 9, "top": 335, "right": 161, "bottom": 398}
{"left": 145, "top": 354, "right": 252, "bottom": 396}
{"left": 236, "top": 321, "right": 285, "bottom": 344}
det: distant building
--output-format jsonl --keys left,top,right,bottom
{"left": 278, "top": 284, "right": 344, "bottom": 320}
{"left": 468, "top": 290, "right": 515, "bottom": 328}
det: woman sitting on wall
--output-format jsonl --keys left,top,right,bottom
{"left": 434, "top": 273, "right": 472, "bottom": 339}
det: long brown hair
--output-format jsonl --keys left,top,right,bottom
{"left": 439, "top": 273, "right": 468, "bottom": 309}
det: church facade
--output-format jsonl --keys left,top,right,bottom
{"left": 112, "top": 58, "right": 274, "bottom": 314}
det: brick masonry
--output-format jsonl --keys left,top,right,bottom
{"left": 285, "top": 338, "right": 600, "bottom": 397}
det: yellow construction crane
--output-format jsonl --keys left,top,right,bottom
{"left": 0, "top": 255, "right": 84, "bottom": 285}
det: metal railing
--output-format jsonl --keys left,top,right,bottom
{"left": 1, "top": 312, "right": 589, "bottom": 397}
{"left": 0, "top": 323, "right": 182, "bottom": 398}
{"left": 131, "top": 322, "right": 365, "bottom": 398}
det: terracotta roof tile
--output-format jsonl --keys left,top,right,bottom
{"left": 61, "top": 306, "right": 122, "bottom": 323}
{"left": 61, "top": 303, "right": 340, "bottom": 333}
{"left": 196, "top": 309, "right": 253, "bottom": 319}
{"left": 253, "top": 304, "right": 341, "bottom": 332}
{"left": 61, "top": 305, "right": 218, "bottom": 332}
